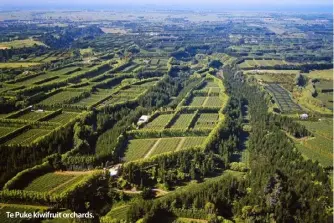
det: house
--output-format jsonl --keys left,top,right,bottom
{"left": 109, "top": 164, "right": 122, "bottom": 177}
{"left": 137, "top": 115, "right": 150, "bottom": 125}
{"left": 300, "top": 114, "right": 308, "bottom": 120}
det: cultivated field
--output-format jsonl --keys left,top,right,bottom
{"left": 193, "top": 113, "right": 219, "bottom": 129}
{"left": 296, "top": 119, "right": 333, "bottom": 167}
{"left": 307, "top": 69, "right": 333, "bottom": 80}
{"left": 38, "top": 91, "right": 84, "bottom": 106}
{"left": 169, "top": 114, "right": 194, "bottom": 129}
{"left": 238, "top": 59, "right": 296, "bottom": 69}
{"left": 23, "top": 172, "right": 90, "bottom": 194}
{"left": 265, "top": 83, "right": 302, "bottom": 112}
{"left": 0, "top": 39, "right": 46, "bottom": 49}
{"left": 4, "top": 128, "right": 51, "bottom": 145}
{"left": 14, "top": 111, "right": 52, "bottom": 121}
{"left": 123, "top": 139, "right": 157, "bottom": 161}
{"left": 149, "top": 138, "right": 181, "bottom": 157}
{"left": 0, "top": 204, "right": 48, "bottom": 223}
{"left": 143, "top": 114, "right": 173, "bottom": 130}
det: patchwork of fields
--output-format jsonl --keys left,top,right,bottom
{"left": 123, "top": 136, "right": 207, "bottom": 161}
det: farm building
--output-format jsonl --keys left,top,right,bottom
{"left": 300, "top": 114, "right": 309, "bottom": 120}
{"left": 108, "top": 164, "right": 122, "bottom": 177}
{"left": 137, "top": 115, "right": 150, "bottom": 125}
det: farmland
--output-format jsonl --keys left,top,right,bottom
{"left": 0, "top": 8, "right": 332, "bottom": 223}
{"left": 193, "top": 113, "right": 219, "bottom": 129}
{"left": 4, "top": 128, "right": 51, "bottom": 145}
{"left": 295, "top": 119, "right": 333, "bottom": 167}
{"left": 123, "top": 139, "right": 158, "bottom": 161}
{"left": 265, "top": 83, "right": 302, "bottom": 113}
{"left": 38, "top": 91, "right": 86, "bottom": 106}
{"left": 143, "top": 114, "right": 173, "bottom": 130}
{"left": 169, "top": 114, "right": 194, "bottom": 129}
{"left": 238, "top": 59, "right": 296, "bottom": 69}
{"left": 0, "top": 39, "right": 46, "bottom": 49}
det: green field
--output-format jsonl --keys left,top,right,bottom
{"left": 23, "top": 172, "right": 87, "bottom": 194}
{"left": 307, "top": 69, "right": 333, "bottom": 80}
{"left": 45, "top": 112, "right": 79, "bottom": 124}
{"left": 189, "top": 96, "right": 206, "bottom": 106}
{"left": 124, "top": 139, "right": 157, "bottom": 161}
{"left": 143, "top": 114, "right": 173, "bottom": 130}
{"left": 203, "top": 96, "right": 223, "bottom": 107}
{"left": 238, "top": 59, "right": 295, "bottom": 69}
{"left": 0, "top": 62, "right": 41, "bottom": 68}
{"left": 4, "top": 128, "right": 51, "bottom": 145}
{"left": 38, "top": 91, "right": 84, "bottom": 106}
{"left": 15, "top": 111, "right": 52, "bottom": 121}
{"left": 102, "top": 205, "right": 130, "bottom": 222}
{"left": 0, "top": 39, "right": 46, "bottom": 49}
{"left": 180, "top": 137, "right": 206, "bottom": 150}
{"left": 295, "top": 119, "right": 333, "bottom": 167}
{"left": 169, "top": 114, "right": 194, "bottom": 129}
{"left": 0, "top": 126, "right": 18, "bottom": 137}
{"left": 149, "top": 137, "right": 181, "bottom": 157}
{"left": 193, "top": 113, "right": 218, "bottom": 129}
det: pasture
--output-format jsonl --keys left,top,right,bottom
{"left": 296, "top": 119, "right": 333, "bottom": 167}
{"left": 307, "top": 69, "right": 333, "bottom": 80}
{"left": 238, "top": 59, "right": 295, "bottom": 69}
{"left": 0, "top": 39, "right": 46, "bottom": 49}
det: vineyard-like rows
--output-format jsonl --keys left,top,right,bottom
{"left": 124, "top": 137, "right": 207, "bottom": 161}
{"left": 193, "top": 113, "right": 218, "bottom": 129}
{"left": 149, "top": 138, "right": 181, "bottom": 157}
{"left": 124, "top": 139, "right": 157, "bottom": 162}
{"left": 23, "top": 172, "right": 87, "bottom": 194}
{"left": 0, "top": 127, "right": 17, "bottom": 137}
{"left": 4, "top": 129, "right": 51, "bottom": 146}
{"left": 15, "top": 111, "right": 52, "bottom": 121}
{"left": 169, "top": 114, "right": 194, "bottom": 129}
{"left": 46, "top": 112, "right": 79, "bottom": 124}
{"left": 189, "top": 96, "right": 206, "bottom": 106}
{"left": 39, "top": 91, "right": 84, "bottom": 106}
{"left": 204, "top": 96, "right": 223, "bottom": 107}
{"left": 143, "top": 114, "right": 173, "bottom": 130}
{"left": 265, "top": 83, "right": 302, "bottom": 112}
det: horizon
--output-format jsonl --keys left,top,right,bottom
{"left": 0, "top": 1, "right": 333, "bottom": 13}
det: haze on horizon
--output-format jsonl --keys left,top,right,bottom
{"left": 0, "top": 0, "right": 333, "bottom": 12}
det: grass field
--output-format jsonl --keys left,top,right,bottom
{"left": 0, "top": 39, "right": 46, "bottom": 49}
{"left": 143, "top": 114, "right": 173, "bottom": 130}
{"left": 193, "top": 113, "right": 218, "bottom": 129}
{"left": 4, "top": 129, "right": 51, "bottom": 145}
{"left": 180, "top": 137, "right": 206, "bottom": 150}
{"left": 45, "top": 112, "right": 79, "bottom": 124}
{"left": 189, "top": 96, "right": 206, "bottom": 106}
{"left": 238, "top": 59, "right": 295, "bottom": 69}
{"left": 0, "top": 127, "right": 17, "bottom": 137}
{"left": 23, "top": 172, "right": 88, "bottom": 194}
{"left": 15, "top": 111, "right": 52, "bottom": 121}
{"left": 169, "top": 114, "right": 194, "bottom": 129}
{"left": 295, "top": 119, "right": 333, "bottom": 167}
{"left": 38, "top": 91, "right": 84, "bottom": 106}
{"left": 102, "top": 205, "right": 130, "bottom": 222}
{"left": 203, "top": 96, "right": 223, "bottom": 107}
{"left": 0, "top": 62, "right": 41, "bottom": 68}
{"left": 124, "top": 139, "right": 157, "bottom": 161}
{"left": 307, "top": 69, "right": 333, "bottom": 80}
{"left": 149, "top": 138, "right": 181, "bottom": 157}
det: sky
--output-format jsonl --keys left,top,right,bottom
{"left": 1, "top": 0, "right": 333, "bottom": 12}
